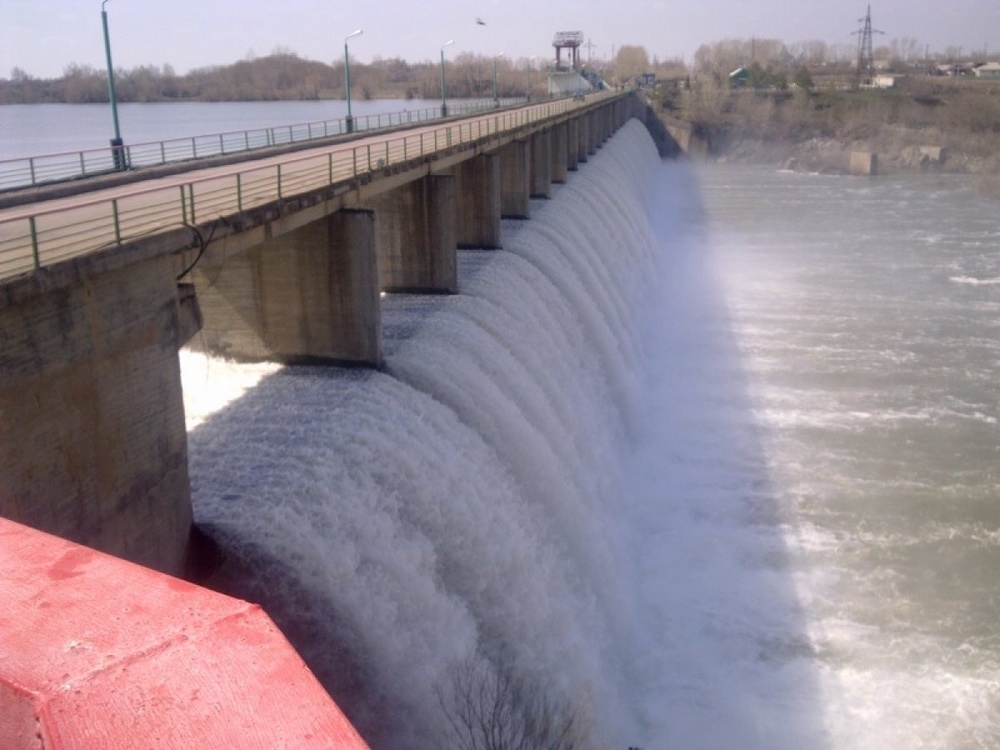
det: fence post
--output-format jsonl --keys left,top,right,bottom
{"left": 29, "top": 216, "right": 40, "bottom": 269}
{"left": 111, "top": 198, "right": 121, "bottom": 244}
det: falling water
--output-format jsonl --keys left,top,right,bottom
{"left": 184, "top": 120, "right": 662, "bottom": 749}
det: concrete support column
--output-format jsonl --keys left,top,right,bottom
{"left": 615, "top": 100, "right": 627, "bottom": 130}
{"left": 596, "top": 110, "right": 606, "bottom": 150}
{"left": 578, "top": 114, "right": 591, "bottom": 163}
{"left": 499, "top": 139, "right": 531, "bottom": 219}
{"left": 530, "top": 129, "right": 553, "bottom": 199}
{"left": 190, "top": 209, "right": 381, "bottom": 366}
{"left": 588, "top": 112, "right": 599, "bottom": 154}
{"left": 367, "top": 175, "right": 457, "bottom": 293}
{"left": 566, "top": 119, "right": 580, "bottom": 171}
{"left": 0, "top": 256, "right": 194, "bottom": 575}
{"left": 850, "top": 151, "right": 878, "bottom": 176}
{"left": 453, "top": 153, "right": 502, "bottom": 249}
{"left": 551, "top": 123, "right": 569, "bottom": 184}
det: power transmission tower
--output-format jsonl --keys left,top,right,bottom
{"left": 853, "top": 5, "right": 884, "bottom": 88}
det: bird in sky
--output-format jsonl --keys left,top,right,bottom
{"left": 476, "top": 17, "right": 486, "bottom": 25}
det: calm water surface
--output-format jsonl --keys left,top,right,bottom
{"left": 0, "top": 99, "right": 446, "bottom": 160}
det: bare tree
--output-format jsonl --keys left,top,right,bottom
{"left": 437, "top": 653, "right": 589, "bottom": 750}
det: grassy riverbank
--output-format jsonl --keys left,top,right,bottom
{"left": 659, "top": 76, "right": 1000, "bottom": 195}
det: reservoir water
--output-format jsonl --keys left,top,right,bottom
{"left": 4, "top": 102, "right": 997, "bottom": 747}
{"left": 0, "top": 99, "right": 446, "bottom": 160}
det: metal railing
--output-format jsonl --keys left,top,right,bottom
{"left": 0, "top": 93, "right": 617, "bottom": 282}
{"left": 0, "top": 99, "right": 524, "bottom": 192}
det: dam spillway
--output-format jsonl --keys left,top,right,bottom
{"left": 183, "top": 119, "right": 664, "bottom": 749}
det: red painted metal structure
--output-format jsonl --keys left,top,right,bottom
{"left": 0, "top": 517, "right": 370, "bottom": 749}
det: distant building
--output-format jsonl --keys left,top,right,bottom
{"left": 974, "top": 62, "right": 1000, "bottom": 79}
{"left": 728, "top": 66, "right": 749, "bottom": 88}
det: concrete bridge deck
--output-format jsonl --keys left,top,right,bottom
{"left": 0, "top": 94, "right": 620, "bottom": 281}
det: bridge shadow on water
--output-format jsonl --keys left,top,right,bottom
{"left": 619, "top": 160, "right": 832, "bottom": 749}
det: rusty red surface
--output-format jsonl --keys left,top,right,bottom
{"left": 0, "top": 517, "right": 370, "bottom": 750}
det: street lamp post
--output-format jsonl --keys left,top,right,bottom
{"left": 527, "top": 56, "right": 536, "bottom": 103}
{"left": 440, "top": 40, "right": 454, "bottom": 117}
{"left": 492, "top": 52, "right": 504, "bottom": 107}
{"left": 344, "top": 28, "right": 363, "bottom": 133}
{"left": 101, "top": 0, "right": 126, "bottom": 170}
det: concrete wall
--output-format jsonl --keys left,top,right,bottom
{"left": 566, "top": 119, "right": 580, "bottom": 171}
{"left": 530, "top": 129, "right": 553, "bottom": 199}
{"left": 0, "top": 255, "right": 193, "bottom": 574}
{"left": 366, "top": 175, "right": 457, "bottom": 293}
{"left": 850, "top": 151, "right": 878, "bottom": 176}
{"left": 499, "top": 139, "right": 532, "bottom": 219}
{"left": 453, "top": 153, "right": 502, "bottom": 249}
{"left": 189, "top": 209, "right": 381, "bottom": 366}
{"left": 551, "top": 123, "right": 569, "bottom": 184}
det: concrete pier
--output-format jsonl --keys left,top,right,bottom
{"left": 850, "top": 151, "right": 878, "bottom": 176}
{"left": 551, "top": 123, "right": 569, "bottom": 184}
{"left": 189, "top": 208, "right": 381, "bottom": 366}
{"left": 566, "top": 119, "right": 580, "bottom": 171}
{"left": 366, "top": 175, "right": 457, "bottom": 293}
{"left": 578, "top": 115, "right": 591, "bottom": 163}
{"left": 530, "top": 129, "right": 553, "bottom": 199}
{"left": 499, "top": 139, "right": 532, "bottom": 219}
{"left": 453, "top": 153, "right": 502, "bottom": 249}
{"left": 0, "top": 255, "right": 194, "bottom": 575}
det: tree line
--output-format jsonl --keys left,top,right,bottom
{"left": 0, "top": 45, "right": 692, "bottom": 105}
{"left": 1, "top": 52, "right": 558, "bottom": 105}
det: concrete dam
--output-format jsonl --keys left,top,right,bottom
{"left": 1, "top": 94, "right": 681, "bottom": 748}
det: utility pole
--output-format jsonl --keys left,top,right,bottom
{"left": 585, "top": 38, "right": 598, "bottom": 64}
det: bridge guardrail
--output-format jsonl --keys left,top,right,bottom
{"left": 0, "top": 99, "right": 524, "bottom": 193}
{"left": 0, "top": 93, "right": 620, "bottom": 282}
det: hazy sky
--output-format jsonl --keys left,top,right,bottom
{"left": 2, "top": 0, "right": 998, "bottom": 79}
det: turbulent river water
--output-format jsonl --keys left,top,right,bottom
{"left": 178, "top": 121, "right": 1000, "bottom": 749}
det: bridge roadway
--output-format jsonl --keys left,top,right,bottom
{"left": 0, "top": 93, "right": 619, "bottom": 283}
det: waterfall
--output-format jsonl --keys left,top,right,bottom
{"left": 183, "top": 119, "right": 665, "bottom": 750}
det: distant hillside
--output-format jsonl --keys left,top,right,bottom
{"left": 658, "top": 75, "right": 1000, "bottom": 195}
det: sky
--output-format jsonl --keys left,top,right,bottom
{"left": 2, "top": 0, "right": 998, "bottom": 79}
